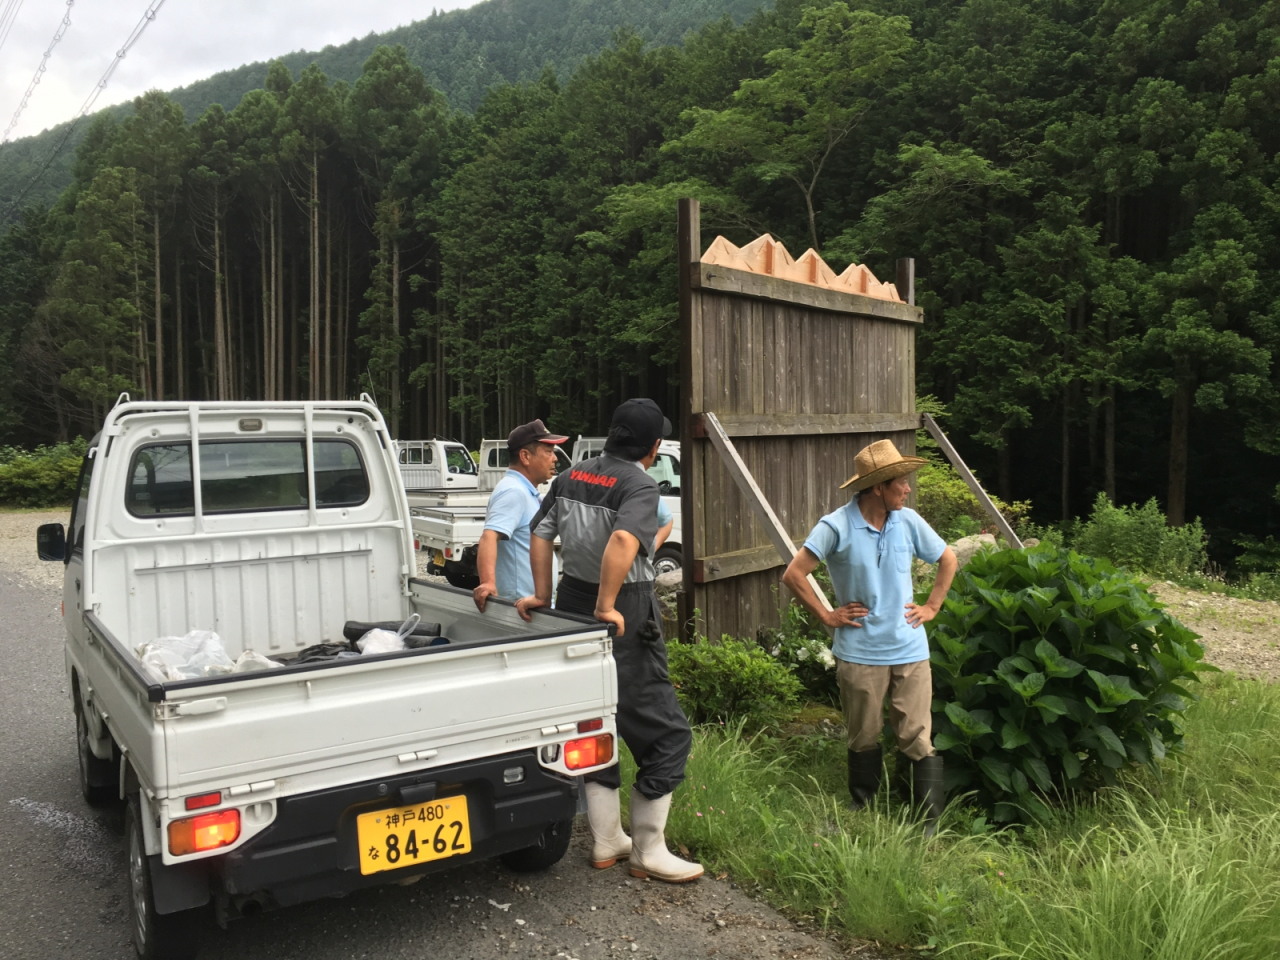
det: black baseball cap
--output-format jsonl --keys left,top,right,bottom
{"left": 507, "top": 419, "right": 569, "bottom": 452}
{"left": 605, "top": 398, "right": 671, "bottom": 453}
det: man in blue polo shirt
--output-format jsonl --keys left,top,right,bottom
{"left": 473, "top": 419, "right": 568, "bottom": 611}
{"left": 783, "top": 439, "right": 958, "bottom": 833}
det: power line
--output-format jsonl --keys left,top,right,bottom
{"left": 3, "top": 0, "right": 76, "bottom": 144}
{"left": 0, "top": 0, "right": 27, "bottom": 61}
{"left": 0, "top": 0, "right": 167, "bottom": 219}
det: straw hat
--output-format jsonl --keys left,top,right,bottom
{"left": 839, "top": 439, "right": 929, "bottom": 492}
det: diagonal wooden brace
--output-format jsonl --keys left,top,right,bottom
{"left": 701, "top": 411, "right": 834, "bottom": 633}
{"left": 921, "top": 412, "right": 1023, "bottom": 548}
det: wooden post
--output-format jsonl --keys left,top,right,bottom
{"left": 922, "top": 412, "right": 1023, "bottom": 547}
{"left": 896, "top": 258, "right": 916, "bottom": 306}
{"left": 678, "top": 198, "right": 701, "bottom": 641}
{"left": 702, "top": 412, "right": 834, "bottom": 633}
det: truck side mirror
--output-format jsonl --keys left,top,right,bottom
{"left": 36, "top": 523, "right": 66, "bottom": 562}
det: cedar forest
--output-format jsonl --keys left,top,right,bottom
{"left": 0, "top": 0, "right": 1278, "bottom": 566}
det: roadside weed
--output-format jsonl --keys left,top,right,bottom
{"left": 626, "top": 675, "right": 1280, "bottom": 958}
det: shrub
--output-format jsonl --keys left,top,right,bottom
{"left": 928, "top": 542, "right": 1211, "bottom": 822}
{"left": 0, "top": 438, "right": 88, "bottom": 507}
{"left": 1234, "top": 534, "right": 1280, "bottom": 576}
{"left": 668, "top": 636, "right": 803, "bottom": 729}
{"left": 1074, "top": 493, "right": 1207, "bottom": 576}
{"left": 915, "top": 461, "right": 1030, "bottom": 544}
{"left": 759, "top": 618, "right": 840, "bottom": 707}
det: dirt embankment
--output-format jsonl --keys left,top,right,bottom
{"left": 1148, "top": 581, "right": 1280, "bottom": 682}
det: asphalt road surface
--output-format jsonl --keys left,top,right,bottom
{"left": 0, "top": 532, "right": 845, "bottom": 960}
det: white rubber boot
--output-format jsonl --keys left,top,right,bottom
{"left": 585, "top": 782, "right": 631, "bottom": 869}
{"left": 627, "top": 792, "right": 703, "bottom": 883}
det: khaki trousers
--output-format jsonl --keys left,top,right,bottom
{"left": 836, "top": 658, "right": 935, "bottom": 760}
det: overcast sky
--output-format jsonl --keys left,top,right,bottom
{"left": 0, "top": 0, "right": 476, "bottom": 141}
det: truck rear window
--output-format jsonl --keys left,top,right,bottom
{"left": 126, "top": 440, "right": 369, "bottom": 517}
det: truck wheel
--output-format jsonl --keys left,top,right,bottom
{"left": 443, "top": 559, "right": 480, "bottom": 590}
{"left": 126, "top": 797, "right": 200, "bottom": 960}
{"left": 499, "top": 818, "right": 574, "bottom": 873}
{"left": 77, "top": 707, "right": 117, "bottom": 807}
{"left": 654, "top": 546, "right": 682, "bottom": 577}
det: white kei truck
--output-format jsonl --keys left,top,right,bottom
{"left": 36, "top": 396, "right": 619, "bottom": 960}
{"left": 413, "top": 437, "right": 683, "bottom": 589}
{"left": 393, "top": 438, "right": 479, "bottom": 493}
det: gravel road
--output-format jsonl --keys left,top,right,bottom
{"left": 0, "top": 509, "right": 845, "bottom": 960}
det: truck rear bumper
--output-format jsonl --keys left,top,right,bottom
{"left": 164, "top": 750, "right": 581, "bottom": 917}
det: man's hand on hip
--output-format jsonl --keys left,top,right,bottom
{"left": 821, "top": 601, "right": 868, "bottom": 629}
{"left": 905, "top": 601, "right": 939, "bottom": 628}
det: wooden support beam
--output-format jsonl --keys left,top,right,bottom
{"left": 702, "top": 411, "right": 833, "bottom": 627}
{"left": 921, "top": 412, "right": 1023, "bottom": 548}
{"left": 700, "top": 263, "right": 924, "bottom": 325}
{"left": 693, "top": 541, "right": 806, "bottom": 584}
{"left": 698, "top": 412, "right": 920, "bottom": 438}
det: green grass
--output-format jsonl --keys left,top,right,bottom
{"left": 620, "top": 675, "right": 1280, "bottom": 957}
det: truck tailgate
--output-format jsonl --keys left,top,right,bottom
{"left": 159, "top": 626, "right": 614, "bottom": 795}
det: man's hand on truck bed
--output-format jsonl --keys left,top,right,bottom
{"left": 473, "top": 580, "right": 499, "bottom": 613}
{"left": 514, "top": 594, "right": 550, "bottom": 621}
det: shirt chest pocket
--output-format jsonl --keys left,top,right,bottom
{"left": 893, "top": 543, "right": 912, "bottom": 573}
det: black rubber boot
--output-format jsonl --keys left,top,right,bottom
{"left": 911, "top": 755, "right": 946, "bottom": 837}
{"left": 846, "top": 746, "right": 883, "bottom": 810}
{"left": 890, "top": 751, "right": 912, "bottom": 801}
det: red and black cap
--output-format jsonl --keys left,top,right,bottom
{"left": 507, "top": 419, "right": 569, "bottom": 452}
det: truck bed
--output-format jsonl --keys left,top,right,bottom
{"left": 83, "top": 580, "right": 614, "bottom": 861}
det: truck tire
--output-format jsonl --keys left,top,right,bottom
{"left": 77, "top": 706, "right": 117, "bottom": 807}
{"left": 499, "top": 818, "right": 574, "bottom": 873}
{"left": 126, "top": 797, "right": 200, "bottom": 960}
{"left": 443, "top": 559, "right": 480, "bottom": 590}
{"left": 654, "top": 546, "right": 682, "bottom": 577}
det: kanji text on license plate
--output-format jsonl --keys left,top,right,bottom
{"left": 357, "top": 797, "right": 472, "bottom": 875}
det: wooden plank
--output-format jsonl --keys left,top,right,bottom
{"left": 703, "top": 412, "right": 921, "bottom": 437}
{"left": 702, "top": 412, "right": 833, "bottom": 623}
{"left": 678, "top": 198, "right": 701, "bottom": 640}
{"left": 922, "top": 412, "right": 1023, "bottom": 548}
{"left": 693, "top": 540, "right": 806, "bottom": 583}
{"left": 701, "top": 262, "right": 924, "bottom": 325}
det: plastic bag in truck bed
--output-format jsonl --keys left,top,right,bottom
{"left": 134, "top": 630, "right": 281, "bottom": 682}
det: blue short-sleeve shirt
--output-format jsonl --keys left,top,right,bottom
{"left": 803, "top": 502, "right": 947, "bottom": 666}
{"left": 657, "top": 498, "right": 673, "bottom": 527}
{"left": 484, "top": 469, "right": 542, "bottom": 600}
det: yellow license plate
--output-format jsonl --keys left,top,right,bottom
{"left": 356, "top": 797, "right": 472, "bottom": 876}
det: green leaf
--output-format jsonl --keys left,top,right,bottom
{"left": 945, "top": 702, "right": 994, "bottom": 739}
{"left": 1092, "top": 595, "right": 1130, "bottom": 615}
{"left": 1087, "top": 670, "right": 1147, "bottom": 707}
{"left": 1094, "top": 724, "right": 1127, "bottom": 758}
{"left": 1035, "top": 639, "right": 1084, "bottom": 678}
{"left": 933, "top": 732, "right": 962, "bottom": 751}
{"left": 1001, "top": 722, "right": 1032, "bottom": 750}
{"left": 1033, "top": 695, "right": 1069, "bottom": 722}
{"left": 978, "top": 756, "right": 1013, "bottom": 793}
{"left": 1060, "top": 750, "right": 1082, "bottom": 781}
{"left": 1022, "top": 757, "right": 1053, "bottom": 792}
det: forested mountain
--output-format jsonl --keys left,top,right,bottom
{"left": 0, "top": 0, "right": 766, "bottom": 213}
{"left": 1, "top": 0, "right": 1278, "bottom": 564}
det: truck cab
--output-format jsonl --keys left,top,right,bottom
{"left": 394, "top": 439, "right": 478, "bottom": 492}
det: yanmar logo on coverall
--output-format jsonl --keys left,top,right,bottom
{"left": 569, "top": 469, "right": 618, "bottom": 488}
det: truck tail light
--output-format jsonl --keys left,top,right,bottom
{"left": 564, "top": 734, "right": 613, "bottom": 771}
{"left": 577, "top": 718, "right": 603, "bottom": 733}
{"left": 168, "top": 809, "right": 240, "bottom": 856}
{"left": 184, "top": 791, "right": 222, "bottom": 811}
{"left": 414, "top": 539, "right": 421, "bottom": 551}
{"left": 445, "top": 548, "right": 453, "bottom": 558}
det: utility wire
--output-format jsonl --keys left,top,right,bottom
{"left": 0, "top": 0, "right": 167, "bottom": 218}
{"left": 3, "top": 0, "right": 76, "bottom": 143}
{"left": 0, "top": 0, "right": 26, "bottom": 61}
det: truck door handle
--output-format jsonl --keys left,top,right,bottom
{"left": 75, "top": 579, "right": 81, "bottom": 593}
{"left": 566, "top": 642, "right": 604, "bottom": 658}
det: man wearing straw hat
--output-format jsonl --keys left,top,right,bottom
{"left": 782, "top": 439, "right": 957, "bottom": 833}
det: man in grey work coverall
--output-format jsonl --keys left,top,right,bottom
{"left": 516, "top": 399, "right": 701, "bottom": 883}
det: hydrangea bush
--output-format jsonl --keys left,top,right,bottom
{"left": 927, "top": 542, "right": 1212, "bottom": 821}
